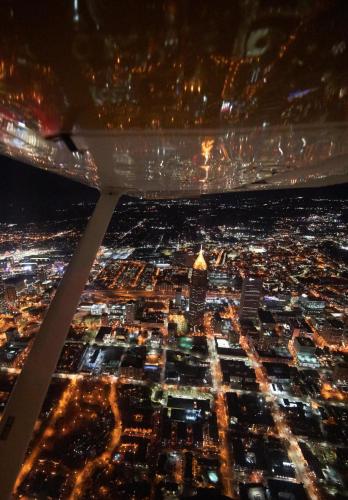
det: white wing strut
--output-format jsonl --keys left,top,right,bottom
{"left": 0, "top": 190, "right": 121, "bottom": 499}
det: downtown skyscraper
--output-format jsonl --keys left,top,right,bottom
{"left": 239, "top": 277, "right": 262, "bottom": 321}
{"left": 188, "top": 249, "right": 208, "bottom": 326}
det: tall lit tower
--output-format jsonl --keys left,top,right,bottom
{"left": 189, "top": 248, "right": 208, "bottom": 326}
{"left": 239, "top": 276, "right": 262, "bottom": 321}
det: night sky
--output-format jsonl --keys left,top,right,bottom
{"left": 0, "top": 156, "right": 98, "bottom": 222}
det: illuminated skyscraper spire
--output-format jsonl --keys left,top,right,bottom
{"left": 189, "top": 248, "right": 208, "bottom": 326}
{"left": 193, "top": 246, "right": 207, "bottom": 271}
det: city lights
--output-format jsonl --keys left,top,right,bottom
{"left": 0, "top": 1, "right": 348, "bottom": 499}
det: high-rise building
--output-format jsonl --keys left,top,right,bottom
{"left": 239, "top": 277, "right": 262, "bottom": 321}
{"left": 125, "top": 301, "right": 136, "bottom": 324}
{"left": 168, "top": 322, "right": 178, "bottom": 343}
{"left": 175, "top": 287, "right": 182, "bottom": 307}
{"left": 189, "top": 249, "right": 208, "bottom": 326}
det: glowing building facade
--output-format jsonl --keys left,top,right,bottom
{"left": 239, "top": 277, "right": 263, "bottom": 321}
{"left": 189, "top": 249, "right": 208, "bottom": 326}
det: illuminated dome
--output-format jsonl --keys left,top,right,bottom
{"left": 193, "top": 248, "right": 208, "bottom": 271}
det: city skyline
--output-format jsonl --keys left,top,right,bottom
{"left": 0, "top": 1, "right": 348, "bottom": 499}
{"left": 0, "top": 154, "right": 347, "bottom": 498}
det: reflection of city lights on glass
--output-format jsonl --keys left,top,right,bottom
{"left": 201, "top": 139, "right": 214, "bottom": 164}
{"left": 199, "top": 164, "right": 210, "bottom": 183}
{"left": 200, "top": 138, "right": 214, "bottom": 183}
{"left": 73, "top": 0, "right": 79, "bottom": 23}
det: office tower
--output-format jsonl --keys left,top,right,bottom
{"left": 168, "top": 322, "right": 177, "bottom": 343}
{"left": 189, "top": 249, "right": 208, "bottom": 326}
{"left": 175, "top": 287, "right": 182, "bottom": 307}
{"left": 239, "top": 277, "right": 262, "bottom": 321}
{"left": 125, "top": 301, "right": 136, "bottom": 324}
